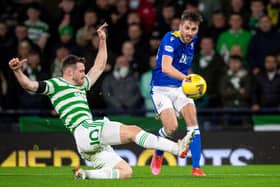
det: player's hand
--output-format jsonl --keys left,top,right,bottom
{"left": 183, "top": 76, "right": 191, "bottom": 82}
{"left": 96, "top": 22, "right": 108, "bottom": 41}
{"left": 8, "top": 58, "right": 27, "bottom": 72}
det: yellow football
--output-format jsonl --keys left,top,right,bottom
{"left": 182, "top": 74, "right": 207, "bottom": 99}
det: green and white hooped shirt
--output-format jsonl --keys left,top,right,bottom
{"left": 42, "top": 76, "right": 93, "bottom": 132}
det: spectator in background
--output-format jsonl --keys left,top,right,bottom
{"left": 170, "top": 17, "right": 180, "bottom": 31}
{"left": 50, "top": 45, "right": 70, "bottom": 77}
{"left": 205, "top": 10, "right": 227, "bottom": 43}
{"left": 127, "top": 10, "right": 141, "bottom": 25}
{"left": 140, "top": 55, "right": 156, "bottom": 116}
{"left": 6, "top": 38, "right": 33, "bottom": 109}
{"left": 219, "top": 55, "right": 251, "bottom": 108}
{"left": 14, "top": 24, "right": 29, "bottom": 43}
{"left": 121, "top": 40, "right": 140, "bottom": 76}
{"left": 111, "top": 0, "right": 128, "bottom": 27}
{"left": 219, "top": 55, "right": 251, "bottom": 127}
{"left": 247, "top": 15, "right": 280, "bottom": 75}
{"left": 109, "top": 0, "right": 129, "bottom": 53}
{"left": 57, "top": 25, "right": 75, "bottom": 50}
{"left": 216, "top": 13, "right": 251, "bottom": 63}
{"left": 267, "top": 0, "right": 280, "bottom": 30}
{"left": 0, "top": 70, "right": 7, "bottom": 109}
{"left": 57, "top": 0, "right": 80, "bottom": 32}
{"left": 94, "top": 0, "right": 112, "bottom": 22}
{"left": 229, "top": 45, "right": 247, "bottom": 65}
{"left": 16, "top": 51, "right": 50, "bottom": 109}
{"left": 128, "top": 0, "right": 140, "bottom": 11}
{"left": 0, "top": 21, "right": 14, "bottom": 76}
{"left": 109, "top": 10, "right": 141, "bottom": 54}
{"left": 222, "top": 0, "right": 250, "bottom": 27}
{"left": 229, "top": 45, "right": 243, "bottom": 58}
{"left": 138, "top": 0, "right": 156, "bottom": 34}
{"left": 126, "top": 23, "right": 149, "bottom": 75}
{"left": 24, "top": 3, "right": 49, "bottom": 51}
{"left": 198, "top": 0, "right": 221, "bottom": 23}
{"left": 102, "top": 55, "right": 142, "bottom": 111}
{"left": 121, "top": 40, "right": 135, "bottom": 64}
{"left": 148, "top": 30, "right": 161, "bottom": 56}
{"left": 252, "top": 54, "right": 280, "bottom": 111}
{"left": 12, "top": 23, "right": 39, "bottom": 53}
{"left": 248, "top": 0, "right": 265, "bottom": 33}
{"left": 192, "top": 36, "right": 226, "bottom": 108}
{"left": 156, "top": 1, "right": 175, "bottom": 35}
{"left": 76, "top": 9, "right": 98, "bottom": 48}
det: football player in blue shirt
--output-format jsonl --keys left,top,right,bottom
{"left": 150, "top": 10, "right": 206, "bottom": 176}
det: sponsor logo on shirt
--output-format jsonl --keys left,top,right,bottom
{"left": 164, "top": 45, "right": 174, "bottom": 52}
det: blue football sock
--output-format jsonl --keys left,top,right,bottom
{"left": 187, "top": 128, "right": 201, "bottom": 168}
{"left": 155, "top": 128, "right": 168, "bottom": 156}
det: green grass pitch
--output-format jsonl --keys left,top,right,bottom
{"left": 0, "top": 166, "right": 279, "bottom": 187}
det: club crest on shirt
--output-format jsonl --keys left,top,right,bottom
{"left": 157, "top": 101, "right": 163, "bottom": 109}
{"left": 74, "top": 91, "right": 86, "bottom": 98}
{"left": 164, "top": 45, "right": 174, "bottom": 52}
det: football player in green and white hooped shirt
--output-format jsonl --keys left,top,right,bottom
{"left": 9, "top": 22, "right": 195, "bottom": 180}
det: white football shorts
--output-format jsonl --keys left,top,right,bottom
{"left": 73, "top": 117, "right": 123, "bottom": 168}
{"left": 151, "top": 86, "right": 195, "bottom": 114}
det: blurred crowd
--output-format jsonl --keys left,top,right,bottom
{"left": 0, "top": 0, "right": 279, "bottom": 115}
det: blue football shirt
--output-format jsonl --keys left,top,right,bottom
{"left": 151, "top": 31, "right": 198, "bottom": 87}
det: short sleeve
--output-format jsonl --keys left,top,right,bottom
{"left": 161, "top": 33, "right": 176, "bottom": 58}
{"left": 83, "top": 75, "right": 91, "bottom": 91}
{"left": 43, "top": 79, "right": 55, "bottom": 95}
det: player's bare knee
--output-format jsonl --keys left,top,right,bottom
{"left": 165, "top": 125, "right": 178, "bottom": 135}
{"left": 122, "top": 125, "right": 142, "bottom": 142}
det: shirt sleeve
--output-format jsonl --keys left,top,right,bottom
{"left": 83, "top": 75, "right": 91, "bottom": 91}
{"left": 42, "top": 79, "right": 55, "bottom": 95}
{"left": 161, "top": 33, "right": 176, "bottom": 58}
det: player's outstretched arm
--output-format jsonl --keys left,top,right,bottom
{"left": 162, "top": 55, "right": 187, "bottom": 80}
{"left": 8, "top": 58, "right": 39, "bottom": 92}
{"left": 87, "top": 22, "right": 108, "bottom": 87}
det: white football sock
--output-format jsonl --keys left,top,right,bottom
{"left": 85, "top": 167, "right": 120, "bottom": 179}
{"left": 187, "top": 125, "right": 200, "bottom": 135}
{"left": 135, "top": 130, "right": 178, "bottom": 155}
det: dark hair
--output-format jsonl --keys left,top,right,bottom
{"left": 28, "top": 2, "right": 41, "bottom": 11}
{"left": 16, "top": 23, "right": 27, "bottom": 28}
{"left": 229, "top": 55, "right": 243, "bottom": 62}
{"left": 212, "top": 9, "right": 225, "bottom": 16}
{"left": 230, "top": 12, "right": 242, "bottom": 18}
{"left": 62, "top": 55, "right": 86, "bottom": 72}
{"left": 181, "top": 10, "right": 203, "bottom": 23}
{"left": 162, "top": 1, "right": 175, "bottom": 8}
